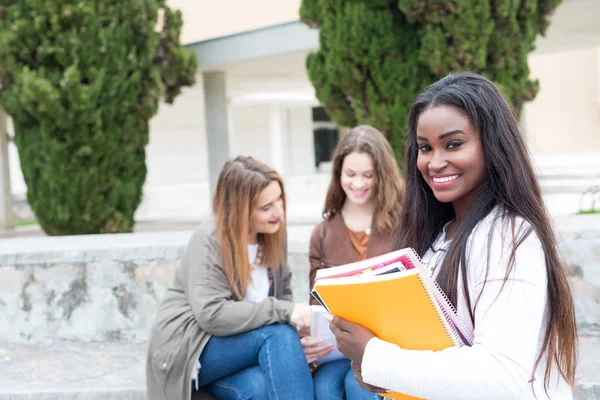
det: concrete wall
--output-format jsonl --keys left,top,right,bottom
{"left": 166, "top": 0, "right": 302, "bottom": 44}
{"left": 0, "top": 230, "right": 308, "bottom": 343}
{"left": 147, "top": 77, "right": 209, "bottom": 185}
{"left": 135, "top": 76, "right": 211, "bottom": 221}
{"left": 1, "top": 216, "right": 599, "bottom": 343}
{"left": 524, "top": 47, "right": 600, "bottom": 154}
{"left": 230, "top": 104, "right": 272, "bottom": 163}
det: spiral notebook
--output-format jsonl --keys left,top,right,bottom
{"left": 311, "top": 248, "right": 474, "bottom": 400}
{"left": 309, "top": 305, "right": 346, "bottom": 365}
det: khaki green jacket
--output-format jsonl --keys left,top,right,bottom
{"left": 146, "top": 218, "right": 295, "bottom": 400}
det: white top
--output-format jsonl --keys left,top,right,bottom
{"left": 244, "top": 244, "right": 270, "bottom": 303}
{"left": 361, "top": 208, "right": 573, "bottom": 399}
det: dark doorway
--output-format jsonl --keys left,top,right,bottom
{"left": 312, "top": 107, "right": 339, "bottom": 169}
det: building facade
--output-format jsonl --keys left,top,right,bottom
{"left": 3, "top": 0, "right": 600, "bottom": 227}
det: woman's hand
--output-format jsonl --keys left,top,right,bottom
{"left": 290, "top": 303, "right": 311, "bottom": 331}
{"left": 300, "top": 336, "right": 335, "bottom": 364}
{"left": 329, "top": 316, "right": 375, "bottom": 363}
{"left": 351, "top": 361, "right": 389, "bottom": 393}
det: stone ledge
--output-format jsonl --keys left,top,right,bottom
{"left": 0, "top": 225, "right": 598, "bottom": 343}
{"left": 0, "top": 389, "right": 145, "bottom": 400}
{"left": 0, "top": 231, "right": 191, "bottom": 265}
{"left": 0, "top": 225, "right": 316, "bottom": 264}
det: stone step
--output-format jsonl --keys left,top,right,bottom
{"left": 0, "top": 342, "right": 145, "bottom": 400}
{"left": 0, "top": 389, "right": 144, "bottom": 400}
{"left": 0, "top": 337, "right": 599, "bottom": 400}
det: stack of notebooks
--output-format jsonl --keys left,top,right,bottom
{"left": 311, "top": 248, "right": 474, "bottom": 400}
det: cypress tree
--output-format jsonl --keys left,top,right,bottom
{"left": 0, "top": 0, "right": 197, "bottom": 235}
{"left": 300, "top": 0, "right": 562, "bottom": 158}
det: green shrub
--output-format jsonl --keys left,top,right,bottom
{"left": 0, "top": 0, "right": 197, "bottom": 235}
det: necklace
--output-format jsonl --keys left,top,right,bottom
{"left": 340, "top": 208, "right": 372, "bottom": 235}
{"left": 427, "top": 235, "right": 450, "bottom": 275}
{"left": 427, "top": 258, "right": 436, "bottom": 274}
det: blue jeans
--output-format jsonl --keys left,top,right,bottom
{"left": 195, "top": 324, "right": 314, "bottom": 400}
{"left": 314, "top": 359, "right": 382, "bottom": 400}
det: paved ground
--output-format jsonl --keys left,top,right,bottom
{"left": 0, "top": 334, "right": 598, "bottom": 400}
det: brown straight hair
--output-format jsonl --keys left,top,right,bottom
{"left": 213, "top": 156, "right": 287, "bottom": 299}
{"left": 323, "top": 125, "right": 403, "bottom": 233}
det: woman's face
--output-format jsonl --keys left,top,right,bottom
{"left": 340, "top": 151, "right": 375, "bottom": 207}
{"left": 249, "top": 180, "right": 284, "bottom": 237}
{"left": 415, "top": 105, "right": 486, "bottom": 219}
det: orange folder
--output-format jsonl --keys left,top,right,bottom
{"left": 313, "top": 261, "right": 465, "bottom": 400}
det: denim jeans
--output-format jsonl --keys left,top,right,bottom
{"left": 195, "top": 323, "right": 314, "bottom": 400}
{"left": 314, "top": 359, "right": 382, "bottom": 400}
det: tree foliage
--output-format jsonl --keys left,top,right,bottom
{"left": 0, "top": 0, "right": 197, "bottom": 234}
{"left": 300, "top": 0, "right": 562, "bottom": 157}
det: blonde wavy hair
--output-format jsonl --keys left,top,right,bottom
{"left": 213, "top": 156, "right": 287, "bottom": 299}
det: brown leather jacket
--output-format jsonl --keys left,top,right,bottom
{"left": 308, "top": 213, "right": 397, "bottom": 305}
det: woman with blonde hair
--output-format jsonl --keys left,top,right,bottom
{"left": 147, "top": 156, "right": 314, "bottom": 400}
{"left": 305, "top": 125, "right": 404, "bottom": 400}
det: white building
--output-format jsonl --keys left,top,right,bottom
{"left": 2, "top": 0, "right": 600, "bottom": 228}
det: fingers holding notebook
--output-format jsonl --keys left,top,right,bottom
{"left": 329, "top": 316, "right": 375, "bottom": 363}
{"left": 300, "top": 336, "right": 335, "bottom": 364}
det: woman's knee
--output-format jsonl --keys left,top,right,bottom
{"left": 259, "top": 322, "right": 297, "bottom": 337}
{"left": 259, "top": 323, "right": 300, "bottom": 346}
{"left": 344, "top": 368, "right": 381, "bottom": 400}
{"left": 344, "top": 367, "right": 357, "bottom": 389}
{"left": 243, "top": 368, "right": 267, "bottom": 399}
{"left": 314, "top": 361, "right": 348, "bottom": 400}
{"left": 209, "top": 366, "right": 267, "bottom": 400}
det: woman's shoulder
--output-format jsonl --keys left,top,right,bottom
{"left": 467, "top": 207, "right": 545, "bottom": 269}
{"left": 470, "top": 207, "right": 535, "bottom": 241}
{"left": 311, "top": 213, "right": 339, "bottom": 238}
{"left": 187, "top": 217, "right": 219, "bottom": 253}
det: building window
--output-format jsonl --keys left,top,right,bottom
{"left": 312, "top": 107, "right": 339, "bottom": 171}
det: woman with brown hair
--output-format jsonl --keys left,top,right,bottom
{"left": 146, "top": 156, "right": 314, "bottom": 400}
{"left": 305, "top": 125, "right": 404, "bottom": 400}
{"left": 330, "top": 73, "right": 578, "bottom": 399}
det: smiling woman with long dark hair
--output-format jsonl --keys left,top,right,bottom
{"left": 329, "top": 72, "right": 577, "bottom": 399}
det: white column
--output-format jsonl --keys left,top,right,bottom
{"left": 0, "top": 109, "right": 15, "bottom": 229}
{"left": 597, "top": 47, "right": 600, "bottom": 106}
{"left": 268, "top": 104, "right": 286, "bottom": 175}
{"left": 203, "top": 71, "right": 231, "bottom": 198}
{"left": 226, "top": 102, "right": 236, "bottom": 156}
{"left": 288, "top": 106, "right": 316, "bottom": 175}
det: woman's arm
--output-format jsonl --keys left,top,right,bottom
{"left": 280, "top": 240, "right": 294, "bottom": 302}
{"left": 308, "top": 223, "right": 325, "bottom": 306}
{"left": 185, "top": 229, "right": 295, "bottom": 336}
{"left": 361, "top": 221, "right": 549, "bottom": 399}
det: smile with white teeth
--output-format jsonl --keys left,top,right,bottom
{"left": 432, "top": 174, "right": 459, "bottom": 183}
